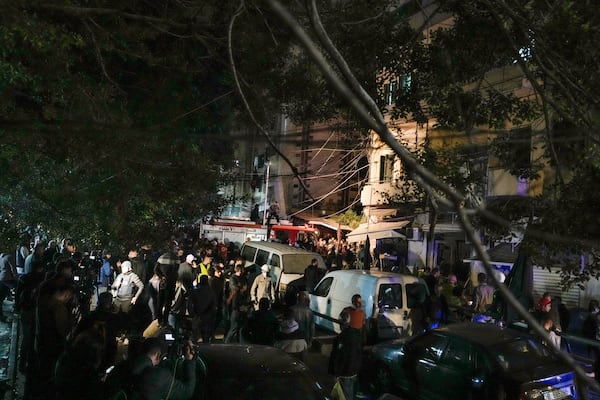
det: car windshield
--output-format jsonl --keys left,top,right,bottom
{"left": 203, "top": 373, "right": 327, "bottom": 400}
{"left": 489, "top": 338, "right": 558, "bottom": 372}
{"left": 281, "top": 254, "right": 318, "bottom": 274}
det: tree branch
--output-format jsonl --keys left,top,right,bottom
{"left": 228, "top": 0, "right": 315, "bottom": 201}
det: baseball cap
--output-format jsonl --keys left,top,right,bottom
{"left": 261, "top": 264, "right": 269, "bottom": 273}
{"left": 186, "top": 254, "right": 196, "bottom": 263}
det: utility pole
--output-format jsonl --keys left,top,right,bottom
{"left": 262, "top": 161, "right": 271, "bottom": 226}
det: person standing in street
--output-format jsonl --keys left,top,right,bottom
{"left": 188, "top": 275, "right": 217, "bottom": 343}
{"left": 224, "top": 264, "right": 248, "bottom": 343}
{"left": 178, "top": 254, "right": 197, "bottom": 291}
{"left": 250, "top": 264, "right": 275, "bottom": 311}
{"left": 473, "top": 272, "right": 495, "bottom": 313}
{"left": 96, "top": 250, "right": 113, "bottom": 311}
{"left": 304, "top": 258, "right": 320, "bottom": 294}
{"left": 291, "top": 291, "right": 315, "bottom": 348}
{"left": 208, "top": 263, "right": 226, "bottom": 332}
{"left": 0, "top": 253, "right": 17, "bottom": 323}
{"left": 111, "top": 261, "right": 144, "bottom": 314}
{"left": 329, "top": 293, "right": 364, "bottom": 400}
{"left": 15, "top": 235, "right": 30, "bottom": 277}
{"left": 155, "top": 241, "right": 180, "bottom": 327}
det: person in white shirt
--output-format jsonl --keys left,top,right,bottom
{"left": 111, "top": 261, "right": 144, "bottom": 313}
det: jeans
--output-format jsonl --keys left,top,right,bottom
{"left": 224, "top": 310, "right": 245, "bottom": 343}
{"left": 338, "top": 375, "right": 356, "bottom": 400}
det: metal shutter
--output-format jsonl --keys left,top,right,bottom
{"left": 532, "top": 266, "right": 581, "bottom": 309}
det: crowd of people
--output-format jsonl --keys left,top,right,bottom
{"left": 2, "top": 231, "right": 594, "bottom": 399}
{"left": 0, "top": 233, "right": 320, "bottom": 400}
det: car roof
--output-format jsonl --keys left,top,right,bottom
{"left": 242, "top": 241, "right": 321, "bottom": 255}
{"left": 434, "top": 322, "right": 531, "bottom": 347}
{"left": 326, "top": 269, "right": 422, "bottom": 283}
{"left": 196, "top": 344, "right": 310, "bottom": 375}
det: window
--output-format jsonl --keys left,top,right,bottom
{"left": 400, "top": 74, "right": 412, "bottom": 93}
{"left": 256, "top": 250, "right": 270, "bottom": 266}
{"left": 313, "top": 277, "right": 333, "bottom": 297}
{"left": 384, "top": 81, "right": 399, "bottom": 105}
{"left": 411, "top": 333, "right": 448, "bottom": 362}
{"left": 271, "top": 254, "right": 280, "bottom": 268}
{"left": 442, "top": 340, "right": 474, "bottom": 372}
{"left": 379, "top": 154, "right": 395, "bottom": 183}
{"left": 241, "top": 246, "right": 257, "bottom": 263}
{"left": 383, "top": 75, "right": 412, "bottom": 106}
{"left": 406, "top": 283, "right": 428, "bottom": 308}
{"left": 378, "top": 284, "right": 403, "bottom": 308}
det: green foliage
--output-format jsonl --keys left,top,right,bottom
{"left": 333, "top": 210, "right": 362, "bottom": 229}
{"left": 0, "top": 1, "right": 237, "bottom": 248}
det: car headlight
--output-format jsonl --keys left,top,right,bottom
{"left": 280, "top": 283, "right": 287, "bottom": 291}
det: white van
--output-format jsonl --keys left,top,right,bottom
{"left": 309, "top": 270, "right": 428, "bottom": 340}
{"left": 240, "top": 241, "right": 326, "bottom": 301}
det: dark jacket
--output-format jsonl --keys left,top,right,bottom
{"left": 131, "top": 256, "right": 147, "bottom": 284}
{"left": 303, "top": 264, "right": 320, "bottom": 293}
{"left": 243, "top": 309, "right": 279, "bottom": 345}
{"left": 188, "top": 284, "right": 216, "bottom": 320}
{"left": 328, "top": 327, "right": 362, "bottom": 377}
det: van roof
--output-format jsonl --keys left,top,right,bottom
{"left": 242, "top": 241, "right": 320, "bottom": 255}
{"left": 325, "top": 269, "right": 422, "bottom": 283}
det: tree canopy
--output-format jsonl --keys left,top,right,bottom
{"left": 1, "top": 0, "right": 599, "bottom": 284}
{"left": 0, "top": 1, "right": 239, "bottom": 246}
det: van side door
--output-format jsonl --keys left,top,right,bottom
{"left": 375, "top": 283, "right": 408, "bottom": 339}
{"left": 309, "top": 276, "right": 337, "bottom": 332}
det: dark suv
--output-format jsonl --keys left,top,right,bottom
{"left": 361, "top": 322, "right": 576, "bottom": 400}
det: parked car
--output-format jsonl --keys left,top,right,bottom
{"left": 360, "top": 322, "right": 577, "bottom": 400}
{"left": 309, "top": 270, "right": 428, "bottom": 340}
{"left": 192, "top": 344, "right": 329, "bottom": 400}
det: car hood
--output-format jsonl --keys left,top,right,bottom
{"left": 367, "top": 338, "right": 409, "bottom": 362}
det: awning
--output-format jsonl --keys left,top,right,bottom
{"left": 308, "top": 219, "right": 352, "bottom": 232}
{"left": 290, "top": 211, "right": 352, "bottom": 231}
{"left": 346, "top": 220, "right": 410, "bottom": 243}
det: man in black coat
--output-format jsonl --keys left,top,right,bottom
{"left": 328, "top": 313, "right": 363, "bottom": 400}
{"left": 304, "top": 258, "right": 320, "bottom": 294}
{"left": 188, "top": 275, "right": 217, "bottom": 343}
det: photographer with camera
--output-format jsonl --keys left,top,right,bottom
{"left": 131, "top": 336, "right": 197, "bottom": 400}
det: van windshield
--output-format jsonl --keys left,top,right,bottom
{"left": 378, "top": 284, "right": 403, "bottom": 308}
{"left": 281, "top": 254, "right": 318, "bottom": 274}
